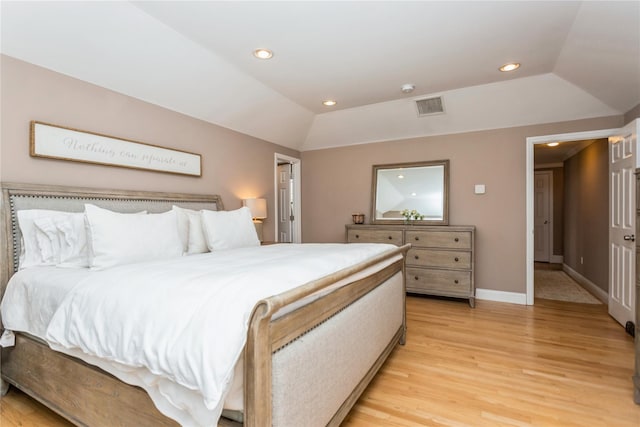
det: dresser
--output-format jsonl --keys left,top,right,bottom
{"left": 346, "top": 224, "right": 475, "bottom": 307}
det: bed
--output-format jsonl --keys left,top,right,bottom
{"left": 0, "top": 182, "right": 409, "bottom": 426}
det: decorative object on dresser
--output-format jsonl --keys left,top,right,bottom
{"left": 400, "top": 209, "right": 424, "bottom": 224}
{"left": 371, "top": 160, "right": 449, "bottom": 225}
{"left": 351, "top": 213, "right": 365, "bottom": 224}
{"left": 346, "top": 224, "right": 475, "bottom": 307}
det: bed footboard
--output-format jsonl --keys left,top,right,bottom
{"left": 272, "top": 271, "right": 403, "bottom": 426}
{"left": 245, "top": 246, "right": 409, "bottom": 426}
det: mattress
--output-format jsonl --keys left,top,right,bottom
{"left": 1, "top": 243, "right": 401, "bottom": 426}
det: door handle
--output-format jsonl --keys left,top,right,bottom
{"left": 623, "top": 234, "right": 635, "bottom": 242}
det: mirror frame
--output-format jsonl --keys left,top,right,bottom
{"left": 371, "top": 159, "right": 449, "bottom": 225}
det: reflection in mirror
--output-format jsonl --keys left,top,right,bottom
{"left": 372, "top": 160, "right": 449, "bottom": 225}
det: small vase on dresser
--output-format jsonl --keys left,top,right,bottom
{"left": 346, "top": 224, "right": 475, "bottom": 307}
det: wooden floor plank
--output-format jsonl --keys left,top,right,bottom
{"left": 1, "top": 295, "right": 638, "bottom": 426}
{"left": 343, "top": 296, "right": 640, "bottom": 427}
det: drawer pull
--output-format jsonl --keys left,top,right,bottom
{"left": 414, "top": 255, "right": 419, "bottom": 260}
{"left": 388, "top": 236, "right": 393, "bottom": 240}
{"left": 454, "top": 237, "right": 459, "bottom": 242}
{"left": 414, "top": 236, "right": 419, "bottom": 241}
{"left": 414, "top": 276, "right": 419, "bottom": 280}
{"left": 454, "top": 279, "right": 459, "bottom": 284}
{"left": 355, "top": 234, "right": 359, "bottom": 239}
{"left": 454, "top": 257, "right": 459, "bottom": 262}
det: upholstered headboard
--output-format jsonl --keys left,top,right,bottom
{"left": 0, "top": 182, "right": 224, "bottom": 302}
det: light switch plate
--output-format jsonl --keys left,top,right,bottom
{"left": 474, "top": 184, "right": 486, "bottom": 194}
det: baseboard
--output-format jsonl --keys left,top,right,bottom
{"left": 550, "top": 255, "right": 564, "bottom": 264}
{"left": 562, "top": 264, "right": 608, "bottom": 303}
{"left": 475, "top": 288, "right": 527, "bottom": 305}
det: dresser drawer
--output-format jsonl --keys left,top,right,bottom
{"left": 346, "top": 229, "right": 403, "bottom": 245}
{"left": 407, "top": 248, "right": 471, "bottom": 269}
{"left": 405, "top": 230, "right": 471, "bottom": 249}
{"left": 406, "top": 267, "right": 471, "bottom": 295}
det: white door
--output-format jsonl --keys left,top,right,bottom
{"left": 534, "top": 171, "right": 552, "bottom": 262}
{"left": 609, "top": 120, "right": 637, "bottom": 327}
{"left": 277, "top": 163, "right": 293, "bottom": 243}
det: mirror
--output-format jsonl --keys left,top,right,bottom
{"left": 371, "top": 160, "right": 449, "bottom": 225}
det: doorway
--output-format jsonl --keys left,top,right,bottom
{"left": 528, "top": 122, "right": 638, "bottom": 328}
{"left": 274, "top": 153, "right": 301, "bottom": 243}
{"left": 526, "top": 128, "right": 620, "bottom": 306}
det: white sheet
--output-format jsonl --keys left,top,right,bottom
{"left": 15, "top": 243, "right": 397, "bottom": 426}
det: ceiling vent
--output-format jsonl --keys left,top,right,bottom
{"left": 415, "top": 96, "right": 445, "bottom": 116}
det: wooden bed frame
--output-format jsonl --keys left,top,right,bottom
{"left": 0, "top": 182, "right": 409, "bottom": 426}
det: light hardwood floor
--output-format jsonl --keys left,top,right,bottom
{"left": 1, "top": 296, "right": 638, "bottom": 426}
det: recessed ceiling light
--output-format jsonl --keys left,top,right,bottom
{"left": 547, "top": 142, "right": 560, "bottom": 147}
{"left": 253, "top": 49, "right": 273, "bottom": 59}
{"left": 322, "top": 100, "right": 337, "bottom": 106}
{"left": 499, "top": 62, "right": 520, "bottom": 72}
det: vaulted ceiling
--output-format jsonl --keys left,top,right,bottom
{"left": 2, "top": 1, "right": 638, "bottom": 151}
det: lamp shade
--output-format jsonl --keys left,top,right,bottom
{"left": 242, "top": 198, "right": 267, "bottom": 220}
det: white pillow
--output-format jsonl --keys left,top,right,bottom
{"left": 171, "top": 205, "right": 192, "bottom": 252}
{"left": 201, "top": 207, "right": 260, "bottom": 251}
{"left": 187, "top": 212, "right": 208, "bottom": 254}
{"left": 16, "top": 209, "right": 73, "bottom": 269}
{"left": 33, "top": 217, "right": 63, "bottom": 265}
{"left": 32, "top": 213, "right": 92, "bottom": 268}
{"left": 172, "top": 205, "right": 209, "bottom": 254}
{"left": 84, "top": 204, "right": 183, "bottom": 270}
{"left": 53, "top": 213, "right": 90, "bottom": 268}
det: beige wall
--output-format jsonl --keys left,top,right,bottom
{"left": 0, "top": 55, "right": 299, "bottom": 242}
{"left": 563, "top": 139, "right": 609, "bottom": 292}
{"left": 301, "top": 117, "right": 623, "bottom": 294}
{"left": 0, "top": 54, "right": 627, "bottom": 295}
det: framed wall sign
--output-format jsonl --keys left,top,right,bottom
{"left": 30, "top": 121, "right": 202, "bottom": 177}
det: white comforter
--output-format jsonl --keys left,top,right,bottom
{"left": 43, "top": 243, "right": 396, "bottom": 426}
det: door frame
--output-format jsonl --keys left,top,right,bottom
{"left": 274, "top": 153, "right": 302, "bottom": 243}
{"left": 525, "top": 128, "right": 619, "bottom": 305}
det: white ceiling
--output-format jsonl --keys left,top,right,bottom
{"left": 2, "top": 1, "right": 638, "bottom": 151}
